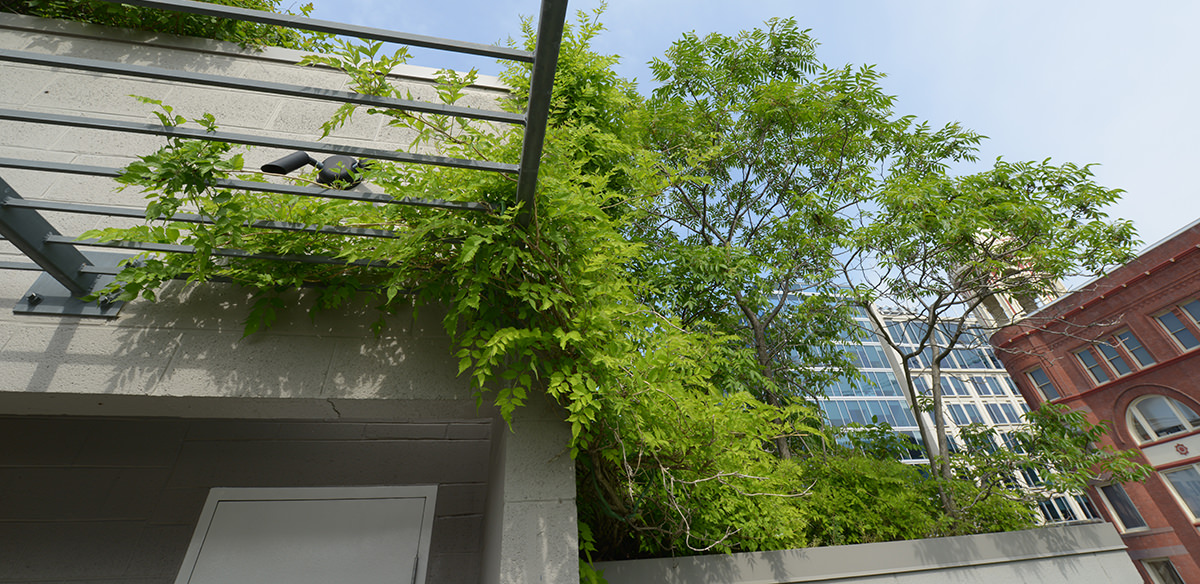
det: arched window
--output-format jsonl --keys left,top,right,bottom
{"left": 1128, "top": 395, "right": 1200, "bottom": 443}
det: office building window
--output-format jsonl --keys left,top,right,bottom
{"left": 1113, "top": 330, "right": 1155, "bottom": 368}
{"left": 1143, "top": 559, "right": 1185, "bottom": 584}
{"left": 1026, "top": 367, "right": 1059, "bottom": 401}
{"left": 1097, "top": 483, "right": 1147, "bottom": 531}
{"left": 1074, "top": 494, "right": 1101, "bottom": 520}
{"left": 1162, "top": 464, "right": 1200, "bottom": 520}
{"left": 1073, "top": 347, "right": 1111, "bottom": 384}
{"left": 1155, "top": 308, "right": 1200, "bottom": 350}
{"left": 1128, "top": 395, "right": 1200, "bottom": 443}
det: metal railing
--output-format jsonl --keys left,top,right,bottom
{"left": 0, "top": 0, "right": 567, "bottom": 317}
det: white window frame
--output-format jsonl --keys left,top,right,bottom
{"left": 1094, "top": 482, "right": 1148, "bottom": 533}
{"left": 1026, "top": 367, "right": 1060, "bottom": 401}
{"left": 1160, "top": 463, "right": 1200, "bottom": 523}
{"left": 1127, "top": 395, "right": 1200, "bottom": 444}
{"left": 1154, "top": 305, "right": 1200, "bottom": 351}
{"left": 1143, "top": 558, "right": 1186, "bottom": 584}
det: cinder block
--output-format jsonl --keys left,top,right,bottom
{"left": 0, "top": 119, "right": 71, "bottom": 152}
{"left": 0, "top": 467, "right": 119, "bottom": 520}
{"left": 433, "top": 482, "right": 488, "bottom": 517}
{"left": 0, "top": 65, "right": 57, "bottom": 107}
{"left": 430, "top": 514, "right": 483, "bottom": 553}
{"left": 362, "top": 422, "right": 448, "bottom": 440}
{"left": 0, "top": 323, "right": 170, "bottom": 396}
{"left": 0, "top": 520, "right": 141, "bottom": 580}
{"left": 154, "top": 330, "right": 332, "bottom": 400}
{"left": 239, "top": 61, "right": 349, "bottom": 90}
{"left": 43, "top": 159, "right": 145, "bottom": 207}
{"left": 426, "top": 551, "right": 482, "bottom": 584}
{"left": 268, "top": 99, "right": 383, "bottom": 141}
{"left": 75, "top": 418, "right": 187, "bottom": 466}
{"left": 159, "top": 85, "right": 282, "bottom": 130}
{"left": 32, "top": 72, "right": 174, "bottom": 117}
{"left": 496, "top": 500, "right": 579, "bottom": 584}
{"left": 322, "top": 334, "right": 467, "bottom": 401}
{"left": 52, "top": 127, "right": 168, "bottom": 162}
{"left": 0, "top": 416, "right": 91, "bottom": 465}
{"left": 498, "top": 410, "right": 573, "bottom": 503}
{"left": 269, "top": 420, "right": 367, "bottom": 441}
{"left": 147, "top": 486, "right": 208, "bottom": 525}
{"left": 446, "top": 421, "right": 491, "bottom": 440}
{"left": 122, "top": 523, "right": 194, "bottom": 580}
{"left": 0, "top": 144, "right": 77, "bottom": 204}
{"left": 100, "top": 467, "right": 173, "bottom": 519}
{"left": 166, "top": 438, "right": 491, "bottom": 488}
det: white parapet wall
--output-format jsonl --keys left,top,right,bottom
{"left": 595, "top": 522, "right": 1140, "bottom": 584}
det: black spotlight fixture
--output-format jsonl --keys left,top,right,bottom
{"left": 261, "top": 151, "right": 366, "bottom": 189}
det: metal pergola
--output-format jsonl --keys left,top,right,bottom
{"left": 0, "top": 0, "right": 567, "bottom": 317}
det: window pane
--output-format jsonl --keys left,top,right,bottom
{"left": 986, "top": 403, "right": 1005, "bottom": 424}
{"left": 1099, "top": 483, "right": 1146, "bottom": 530}
{"left": 1157, "top": 311, "right": 1199, "bottom": 349}
{"left": 1038, "top": 500, "right": 1062, "bottom": 523}
{"left": 1001, "top": 403, "right": 1021, "bottom": 423}
{"left": 1096, "top": 342, "right": 1132, "bottom": 376}
{"left": 1163, "top": 466, "right": 1200, "bottom": 518}
{"left": 964, "top": 404, "right": 984, "bottom": 424}
{"left": 1182, "top": 299, "right": 1200, "bottom": 325}
{"left": 1143, "top": 559, "right": 1186, "bottom": 584}
{"left": 1074, "top": 495, "right": 1100, "bottom": 520}
{"left": 1135, "top": 396, "right": 1189, "bottom": 438}
{"left": 1028, "top": 368, "right": 1060, "bottom": 400}
{"left": 1114, "top": 330, "right": 1155, "bottom": 367}
{"left": 1075, "top": 348, "right": 1110, "bottom": 383}
{"left": 1054, "top": 497, "right": 1076, "bottom": 521}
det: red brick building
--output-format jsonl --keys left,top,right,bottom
{"left": 991, "top": 220, "right": 1200, "bottom": 584}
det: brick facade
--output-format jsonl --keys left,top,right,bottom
{"left": 992, "top": 220, "right": 1200, "bottom": 584}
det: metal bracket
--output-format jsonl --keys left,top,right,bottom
{"left": 13, "top": 251, "right": 129, "bottom": 318}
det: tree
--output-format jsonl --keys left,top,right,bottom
{"left": 4, "top": 0, "right": 332, "bottom": 50}
{"left": 839, "top": 158, "right": 1145, "bottom": 516}
{"left": 70, "top": 5, "right": 1147, "bottom": 562}
{"left": 630, "top": 18, "right": 940, "bottom": 457}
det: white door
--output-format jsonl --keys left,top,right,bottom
{"left": 175, "top": 486, "right": 437, "bottom": 584}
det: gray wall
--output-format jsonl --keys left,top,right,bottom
{"left": 595, "top": 522, "right": 1141, "bottom": 584}
{"left": 0, "top": 415, "right": 490, "bottom": 583}
{"left": 0, "top": 13, "right": 577, "bottom": 584}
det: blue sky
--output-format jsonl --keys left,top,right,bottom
{"left": 308, "top": 0, "right": 1200, "bottom": 250}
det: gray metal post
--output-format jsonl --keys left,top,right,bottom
{"left": 515, "top": 0, "right": 569, "bottom": 229}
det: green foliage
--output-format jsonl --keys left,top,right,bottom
{"left": 70, "top": 5, "right": 1145, "bottom": 568}
{"left": 4, "top": 0, "right": 333, "bottom": 50}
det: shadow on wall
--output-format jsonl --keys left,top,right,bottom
{"left": 0, "top": 275, "right": 471, "bottom": 410}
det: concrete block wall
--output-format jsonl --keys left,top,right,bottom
{"left": 0, "top": 13, "right": 579, "bottom": 584}
{"left": 0, "top": 415, "right": 491, "bottom": 583}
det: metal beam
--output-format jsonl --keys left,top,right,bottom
{"left": 515, "top": 0, "right": 569, "bottom": 228}
{"left": 0, "top": 158, "right": 493, "bottom": 212}
{"left": 96, "top": 0, "right": 534, "bottom": 62}
{"left": 2, "top": 197, "right": 403, "bottom": 240}
{"left": 0, "top": 177, "right": 97, "bottom": 297}
{"left": 0, "top": 49, "right": 524, "bottom": 126}
{"left": 0, "top": 109, "right": 519, "bottom": 174}
{"left": 50, "top": 235, "right": 400, "bottom": 269}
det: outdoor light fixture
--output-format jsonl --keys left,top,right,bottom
{"left": 261, "top": 150, "right": 366, "bottom": 189}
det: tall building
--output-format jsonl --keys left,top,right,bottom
{"left": 872, "top": 308, "right": 1099, "bottom": 524}
{"left": 801, "top": 297, "right": 1099, "bottom": 524}
{"left": 991, "top": 219, "right": 1200, "bottom": 584}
